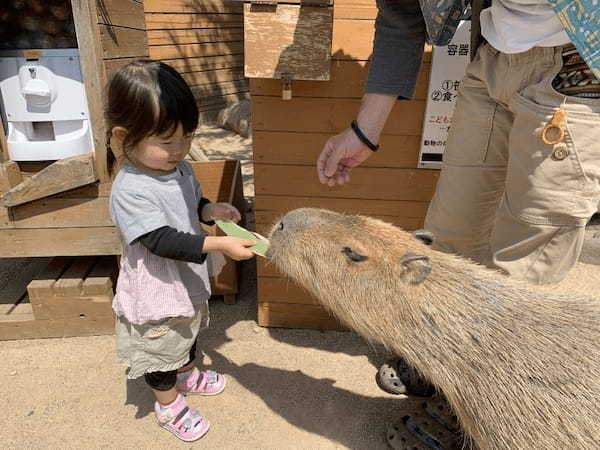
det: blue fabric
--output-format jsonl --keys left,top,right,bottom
{"left": 548, "top": 0, "right": 600, "bottom": 78}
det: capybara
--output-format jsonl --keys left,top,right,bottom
{"left": 266, "top": 208, "right": 600, "bottom": 450}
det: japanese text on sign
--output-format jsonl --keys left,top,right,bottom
{"left": 418, "top": 21, "right": 471, "bottom": 168}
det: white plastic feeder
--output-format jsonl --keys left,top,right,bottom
{"left": 0, "top": 49, "right": 93, "bottom": 161}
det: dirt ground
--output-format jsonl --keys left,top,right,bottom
{"left": 2, "top": 127, "right": 600, "bottom": 449}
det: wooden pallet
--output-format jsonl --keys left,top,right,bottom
{"left": 0, "top": 256, "right": 116, "bottom": 341}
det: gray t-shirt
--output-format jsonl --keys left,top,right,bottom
{"left": 110, "top": 161, "right": 211, "bottom": 301}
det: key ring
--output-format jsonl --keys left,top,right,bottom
{"left": 541, "top": 109, "right": 567, "bottom": 145}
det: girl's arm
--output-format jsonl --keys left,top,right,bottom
{"left": 138, "top": 227, "right": 255, "bottom": 262}
{"left": 138, "top": 226, "right": 207, "bottom": 263}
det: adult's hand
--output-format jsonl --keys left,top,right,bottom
{"left": 316, "top": 93, "right": 396, "bottom": 186}
{"left": 317, "top": 128, "right": 373, "bottom": 186}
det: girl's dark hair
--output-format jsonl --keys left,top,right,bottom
{"left": 105, "top": 60, "right": 198, "bottom": 163}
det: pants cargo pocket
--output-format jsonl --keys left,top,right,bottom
{"left": 505, "top": 92, "right": 600, "bottom": 227}
{"left": 442, "top": 48, "right": 499, "bottom": 166}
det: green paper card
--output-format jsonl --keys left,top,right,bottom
{"left": 215, "top": 220, "right": 270, "bottom": 257}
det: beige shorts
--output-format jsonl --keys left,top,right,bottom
{"left": 425, "top": 43, "right": 600, "bottom": 284}
{"left": 116, "top": 302, "right": 209, "bottom": 379}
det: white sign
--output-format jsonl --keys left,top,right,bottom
{"left": 418, "top": 21, "right": 471, "bottom": 168}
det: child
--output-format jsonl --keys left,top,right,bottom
{"left": 106, "top": 60, "right": 255, "bottom": 442}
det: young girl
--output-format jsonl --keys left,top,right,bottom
{"left": 107, "top": 60, "right": 255, "bottom": 442}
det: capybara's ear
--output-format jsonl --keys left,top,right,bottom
{"left": 399, "top": 252, "right": 432, "bottom": 284}
{"left": 412, "top": 230, "right": 435, "bottom": 246}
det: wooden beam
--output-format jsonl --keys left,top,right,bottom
{"left": 6, "top": 197, "right": 111, "bottom": 229}
{"left": 0, "top": 161, "right": 23, "bottom": 196}
{"left": 71, "top": 0, "right": 110, "bottom": 182}
{"left": 0, "top": 153, "right": 97, "bottom": 207}
{"left": 0, "top": 121, "right": 8, "bottom": 162}
{"left": 0, "top": 227, "right": 121, "bottom": 257}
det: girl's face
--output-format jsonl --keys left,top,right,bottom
{"left": 133, "top": 124, "right": 192, "bottom": 172}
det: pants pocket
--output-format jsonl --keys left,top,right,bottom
{"left": 506, "top": 92, "right": 600, "bottom": 226}
{"left": 442, "top": 53, "right": 497, "bottom": 166}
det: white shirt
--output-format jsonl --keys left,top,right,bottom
{"left": 480, "top": 0, "right": 570, "bottom": 54}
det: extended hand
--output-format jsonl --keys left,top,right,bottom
{"left": 317, "top": 127, "right": 373, "bottom": 186}
{"left": 202, "top": 202, "right": 242, "bottom": 223}
{"left": 222, "top": 237, "right": 255, "bottom": 260}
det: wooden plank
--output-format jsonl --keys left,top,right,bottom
{"left": 100, "top": 25, "right": 149, "bottom": 59}
{"left": 331, "top": 19, "right": 432, "bottom": 63}
{"left": 0, "top": 227, "right": 121, "bottom": 258}
{"left": 334, "top": 0, "right": 377, "bottom": 20}
{"left": 28, "top": 258, "right": 73, "bottom": 301}
{"left": 250, "top": 61, "right": 431, "bottom": 100}
{"left": 0, "top": 153, "right": 97, "bottom": 208}
{"left": 252, "top": 131, "right": 420, "bottom": 168}
{"left": 96, "top": 0, "right": 147, "bottom": 29}
{"left": 0, "top": 304, "right": 34, "bottom": 323}
{"left": 53, "top": 257, "right": 97, "bottom": 297}
{"left": 161, "top": 55, "right": 244, "bottom": 74}
{"left": 182, "top": 68, "right": 245, "bottom": 88}
{"left": 0, "top": 161, "right": 23, "bottom": 196}
{"left": 72, "top": 0, "right": 110, "bottom": 182}
{"left": 82, "top": 256, "right": 117, "bottom": 296}
{"left": 254, "top": 164, "right": 439, "bottom": 201}
{"left": 103, "top": 57, "right": 143, "bottom": 77}
{"left": 149, "top": 41, "right": 244, "bottom": 60}
{"left": 0, "top": 314, "right": 115, "bottom": 341}
{"left": 252, "top": 97, "right": 425, "bottom": 135}
{"left": 258, "top": 277, "right": 319, "bottom": 305}
{"left": 331, "top": 18, "right": 373, "bottom": 61}
{"left": 0, "top": 206, "right": 11, "bottom": 228}
{"left": 8, "top": 198, "right": 111, "bottom": 229}
{"left": 257, "top": 302, "right": 343, "bottom": 330}
{"left": 144, "top": 0, "right": 242, "bottom": 14}
{"left": 0, "top": 121, "right": 8, "bottom": 162}
{"left": 254, "top": 195, "right": 430, "bottom": 219}
{"left": 147, "top": 28, "right": 244, "bottom": 46}
{"left": 145, "top": 13, "right": 243, "bottom": 30}
{"left": 196, "top": 91, "right": 251, "bottom": 108}
{"left": 50, "top": 182, "right": 112, "bottom": 199}
{"left": 191, "top": 79, "right": 248, "bottom": 99}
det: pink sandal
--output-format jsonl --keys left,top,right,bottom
{"left": 176, "top": 367, "right": 226, "bottom": 396}
{"left": 155, "top": 394, "right": 210, "bottom": 442}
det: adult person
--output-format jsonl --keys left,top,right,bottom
{"left": 318, "top": 0, "right": 599, "bottom": 285}
{"left": 316, "top": 0, "right": 600, "bottom": 447}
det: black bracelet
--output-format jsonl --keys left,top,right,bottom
{"left": 351, "top": 120, "right": 379, "bottom": 152}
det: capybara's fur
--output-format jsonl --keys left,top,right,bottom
{"left": 266, "top": 208, "right": 600, "bottom": 450}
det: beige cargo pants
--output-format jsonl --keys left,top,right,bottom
{"left": 424, "top": 43, "right": 600, "bottom": 284}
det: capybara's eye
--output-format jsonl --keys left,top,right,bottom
{"left": 278, "top": 221, "right": 284, "bottom": 231}
{"left": 342, "top": 247, "right": 368, "bottom": 262}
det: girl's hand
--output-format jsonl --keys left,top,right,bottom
{"left": 220, "top": 237, "right": 255, "bottom": 260}
{"left": 202, "top": 202, "right": 242, "bottom": 223}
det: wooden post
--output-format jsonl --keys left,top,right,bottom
{"left": 71, "top": 0, "right": 110, "bottom": 183}
{"left": 0, "top": 120, "right": 9, "bottom": 163}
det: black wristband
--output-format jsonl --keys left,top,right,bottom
{"left": 350, "top": 120, "right": 379, "bottom": 152}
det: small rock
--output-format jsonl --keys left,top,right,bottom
{"left": 27, "top": 410, "right": 34, "bottom": 417}
{"left": 10, "top": 370, "right": 17, "bottom": 376}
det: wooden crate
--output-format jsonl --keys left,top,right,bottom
{"left": 0, "top": 160, "right": 246, "bottom": 301}
{"left": 0, "top": 256, "right": 116, "bottom": 341}
{"left": 251, "top": 0, "right": 438, "bottom": 330}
